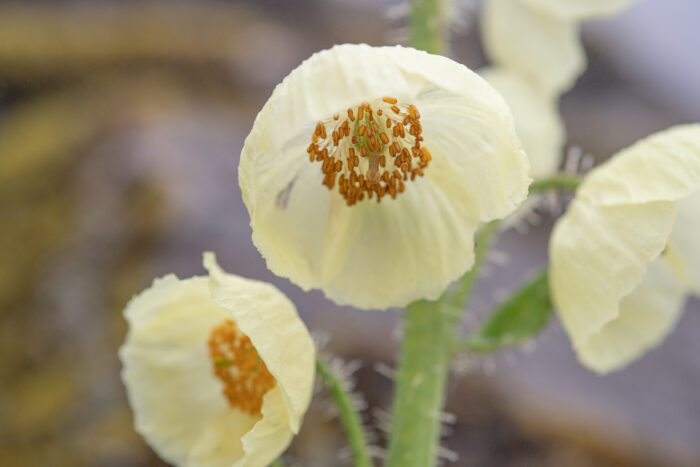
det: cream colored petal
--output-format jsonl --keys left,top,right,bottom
{"left": 188, "top": 387, "right": 291, "bottom": 467}
{"left": 329, "top": 157, "right": 482, "bottom": 308}
{"left": 240, "top": 43, "right": 529, "bottom": 309}
{"left": 204, "top": 253, "right": 315, "bottom": 432}
{"left": 479, "top": 67, "right": 564, "bottom": 178}
{"left": 385, "top": 44, "right": 531, "bottom": 220}
{"left": 188, "top": 410, "right": 260, "bottom": 467}
{"left": 576, "top": 258, "right": 687, "bottom": 374}
{"left": 119, "top": 275, "right": 239, "bottom": 466}
{"left": 579, "top": 124, "right": 700, "bottom": 206}
{"left": 517, "top": 0, "right": 636, "bottom": 20}
{"left": 550, "top": 199, "right": 678, "bottom": 356}
{"left": 416, "top": 87, "right": 530, "bottom": 221}
{"left": 247, "top": 152, "right": 483, "bottom": 309}
{"left": 482, "top": 0, "right": 585, "bottom": 95}
{"left": 669, "top": 189, "right": 700, "bottom": 294}
{"left": 236, "top": 387, "right": 294, "bottom": 467}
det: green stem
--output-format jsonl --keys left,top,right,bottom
{"left": 410, "top": 0, "right": 445, "bottom": 54}
{"left": 315, "top": 358, "right": 372, "bottom": 467}
{"left": 386, "top": 299, "right": 460, "bottom": 467}
{"left": 269, "top": 460, "right": 284, "bottom": 467}
{"left": 529, "top": 174, "right": 581, "bottom": 194}
{"left": 386, "top": 223, "right": 496, "bottom": 466}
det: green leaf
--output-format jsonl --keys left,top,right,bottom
{"left": 456, "top": 269, "right": 552, "bottom": 353}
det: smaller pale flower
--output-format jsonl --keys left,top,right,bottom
{"left": 119, "top": 253, "right": 315, "bottom": 466}
{"left": 239, "top": 43, "right": 530, "bottom": 310}
{"left": 550, "top": 125, "right": 700, "bottom": 373}
{"left": 482, "top": 0, "right": 637, "bottom": 95}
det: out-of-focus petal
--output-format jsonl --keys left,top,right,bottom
{"left": 579, "top": 124, "right": 700, "bottom": 206}
{"left": 550, "top": 199, "right": 677, "bottom": 352}
{"left": 576, "top": 258, "right": 686, "bottom": 373}
{"left": 669, "top": 190, "right": 700, "bottom": 295}
{"left": 517, "top": 0, "right": 636, "bottom": 21}
{"left": 482, "top": 0, "right": 585, "bottom": 95}
{"left": 550, "top": 125, "right": 700, "bottom": 373}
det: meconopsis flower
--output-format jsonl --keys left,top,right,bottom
{"left": 120, "top": 253, "right": 315, "bottom": 466}
{"left": 550, "top": 125, "right": 700, "bottom": 373}
{"left": 239, "top": 44, "right": 531, "bottom": 310}
{"left": 482, "top": 0, "right": 637, "bottom": 95}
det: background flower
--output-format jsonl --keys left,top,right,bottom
{"left": 550, "top": 125, "right": 700, "bottom": 373}
{"left": 482, "top": 0, "right": 637, "bottom": 95}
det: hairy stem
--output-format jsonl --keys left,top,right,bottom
{"left": 386, "top": 222, "right": 496, "bottom": 466}
{"left": 386, "top": 299, "right": 460, "bottom": 466}
{"left": 315, "top": 358, "right": 372, "bottom": 467}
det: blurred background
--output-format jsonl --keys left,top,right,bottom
{"left": 1, "top": 0, "right": 699, "bottom": 465}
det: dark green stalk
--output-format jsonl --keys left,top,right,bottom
{"left": 386, "top": 223, "right": 497, "bottom": 466}
{"left": 385, "top": 299, "right": 460, "bottom": 466}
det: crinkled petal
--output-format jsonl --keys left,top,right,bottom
{"left": 517, "top": 0, "right": 636, "bottom": 20}
{"left": 204, "top": 253, "right": 315, "bottom": 431}
{"left": 239, "top": 44, "right": 529, "bottom": 309}
{"left": 482, "top": 0, "right": 585, "bottom": 95}
{"left": 188, "top": 410, "right": 259, "bottom": 467}
{"left": 550, "top": 199, "right": 677, "bottom": 362}
{"left": 237, "top": 387, "right": 294, "bottom": 467}
{"left": 551, "top": 124, "right": 700, "bottom": 373}
{"left": 188, "top": 387, "right": 291, "bottom": 467}
{"left": 326, "top": 161, "right": 481, "bottom": 308}
{"left": 577, "top": 258, "right": 687, "bottom": 373}
{"left": 119, "top": 275, "right": 243, "bottom": 466}
{"left": 669, "top": 189, "right": 700, "bottom": 295}
{"left": 579, "top": 124, "right": 700, "bottom": 206}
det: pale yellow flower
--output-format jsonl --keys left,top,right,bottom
{"left": 119, "top": 253, "right": 315, "bottom": 466}
{"left": 482, "top": 0, "right": 636, "bottom": 95}
{"left": 239, "top": 44, "right": 530, "bottom": 310}
{"left": 550, "top": 125, "right": 700, "bottom": 373}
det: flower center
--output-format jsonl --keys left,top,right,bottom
{"left": 307, "top": 97, "right": 431, "bottom": 206}
{"left": 208, "top": 319, "right": 275, "bottom": 414}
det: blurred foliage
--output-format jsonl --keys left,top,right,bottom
{"left": 0, "top": 3, "right": 261, "bottom": 464}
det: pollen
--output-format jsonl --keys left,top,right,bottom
{"left": 208, "top": 319, "right": 275, "bottom": 414}
{"left": 307, "top": 97, "right": 430, "bottom": 206}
